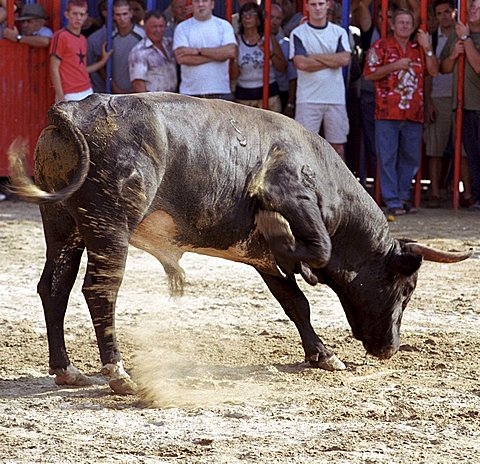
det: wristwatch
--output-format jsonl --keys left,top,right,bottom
{"left": 460, "top": 34, "right": 470, "bottom": 41}
{"left": 16, "top": 34, "right": 22, "bottom": 42}
{"left": 425, "top": 50, "right": 433, "bottom": 57}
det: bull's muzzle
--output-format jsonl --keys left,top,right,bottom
{"left": 363, "top": 341, "right": 399, "bottom": 360}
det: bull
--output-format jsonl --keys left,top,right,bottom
{"left": 8, "top": 93, "right": 472, "bottom": 395}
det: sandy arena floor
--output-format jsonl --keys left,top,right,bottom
{"left": 1, "top": 200, "right": 479, "bottom": 463}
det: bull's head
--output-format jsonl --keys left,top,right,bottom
{"left": 321, "top": 241, "right": 472, "bottom": 360}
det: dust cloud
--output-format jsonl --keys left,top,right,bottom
{"left": 130, "top": 327, "right": 270, "bottom": 408}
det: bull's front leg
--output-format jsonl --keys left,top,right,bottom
{"left": 82, "top": 245, "right": 136, "bottom": 395}
{"left": 259, "top": 272, "right": 346, "bottom": 371}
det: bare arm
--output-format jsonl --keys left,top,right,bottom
{"left": 86, "top": 43, "right": 112, "bottom": 74}
{"left": 350, "top": 1, "right": 372, "bottom": 32}
{"left": 3, "top": 26, "right": 50, "bottom": 48}
{"left": 50, "top": 56, "right": 64, "bottom": 102}
{"left": 271, "top": 36, "right": 287, "bottom": 73}
{"left": 440, "top": 40, "right": 463, "bottom": 73}
{"left": 364, "top": 59, "right": 407, "bottom": 80}
{"left": 464, "top": 38, "right": 480, "bottom": 74}
{"left": 417, "top": 29, "right": 439, "bottom": 77}
{"left": 454, "top": 18, "right": 480, "bottom": 73}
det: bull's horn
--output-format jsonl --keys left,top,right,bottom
{"left": 404, "top": 243, "right": 473, "bottom": 263}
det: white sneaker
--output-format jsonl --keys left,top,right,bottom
{"left": 0, "top": 193, "right": 6, "bottom": 201}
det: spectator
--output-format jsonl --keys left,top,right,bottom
{"left": 440, "top": 0, "right": 480, "bottom": 211}
{"left": 50, "top": 0, "right": 112, "bottom": 102}
{"left": 231, "top": 2, "right": 286, "bottom": 111}
{"left": 270, "top": 2, "right": 297, "bottom": 115}
{"left": 2, "top": 3, "right": 52, "bottom": 48}
{"left": 425, "top": 0, "right": 472, "bottom": 208}
{"left": 173, "top": 0, "right": 237, "bottom": 100}
{"left": 290, "top": 0, "right": 351, "bottom": 159}
{"left": 128, "top": 10, "right": 177, "bottom": 92}
{"left": 364, "top": 8, "right": 438, "bottom": 216}
{"left": 232, "top": 0, "right": 260, "bottom": 34}
{"left": 110, "top": 0, "right": 145, "bottom": 93}
{"left": 130, "top": 0, "right": 146, "bottom": 26}
{"left": 277, "top": 0, "right": 303, "bottom": 37}
{"left": 87, "top": 0, "right": 109, "bottom": 93}
{"left": 164, "top": 0, "right": 190, "bottom": 38}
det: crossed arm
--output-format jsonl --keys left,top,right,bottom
{"left": 293, "top": 51, "right": 351, "bottom": 72}
{"left": 174, "top": 43, "right": 237, "bottom": 65}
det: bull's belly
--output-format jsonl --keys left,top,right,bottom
{"left": 129, "top": 210, "right": 280, "bottom": 275}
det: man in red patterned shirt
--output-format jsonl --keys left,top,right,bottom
{"left": 364, "top": 8, "right": 438, "bottom": 216}
{"left": 50, "top": 0, "right": 111, "bottom": 102}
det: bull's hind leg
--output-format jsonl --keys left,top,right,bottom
{"left": 37, "top": 206, "right": 91, "bottom": 386}
{"left": 259, "top": 272, "right": 346, "bottom": 371}
{"left": 81, "top": 238, "right": 136, "bottom": 395}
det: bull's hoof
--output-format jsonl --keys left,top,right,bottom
{"left": 51, "top": 364, "right": 93, "bottom": 386}
{"left": 306, "top": 354, "right": 346, "bottom": 371}
{"left": 109, "top": 377, "right": 137, "bottom": 395}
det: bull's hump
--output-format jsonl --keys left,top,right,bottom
{"left": 130, "top": 210, "right": 280, "bottom": 274}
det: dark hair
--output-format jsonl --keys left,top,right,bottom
{"left": 130, "top": 0, "right": 147, "bottom": 10}
{"left": 144, "top": 9, "right": 166, "bottom": 23}
{"left": 432, "top": 0, "right": 454, "bottom": 11}
{"left": 239, "top": 2, "right": 264, "bottom": 36}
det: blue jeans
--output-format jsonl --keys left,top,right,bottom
{"left": 462, "top": 110, "right": 480, "bottom": 202}
{"left": 375, "top": 119, "right": 422, "bottom": 209}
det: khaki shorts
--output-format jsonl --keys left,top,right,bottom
{"left": 235, "top": 95, "right": 282, "bottom": 113}
{"left": 425, "top": 96, "right": 466, "bottom": 157}
{"left": 295, "top": 102, "right": 349, "bottom": 144}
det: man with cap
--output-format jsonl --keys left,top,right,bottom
{"left": 3, "top": 3, "right": 53, "bottom": 48}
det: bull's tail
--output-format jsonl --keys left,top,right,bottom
{"left": 8, "top": 108, "right": 90, "bottom": 204}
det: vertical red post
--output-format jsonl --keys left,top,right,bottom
{"left": 453, "top": 0, "right": 467, "bottom": 209}
{"left": 263, "top": 0, "right": 272, "bottom": 109}
{"left": 6, "top": 0, "right": 14, "bottom": 28}
{"left": 226, "top": 0, "right": 232, "bottom": 23}
{"left": 380, "top": 0, "right": 388, "bottom": 38}
{"left": 375, "top": 0, "right": 389, "bottom": 205}
{"left": 303, "top": 0, "right": 308, "bottom": 17}
{"left": 53, "top": 0, "right": 62, "bottom": 31}
{"left": 413, "top": 0, "right": 429, "bottom": 208}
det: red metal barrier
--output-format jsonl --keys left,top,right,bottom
{"left": 0, "top": 0, "right": 58, "bottom": 177}
{"left": 453, "top": 0, "right": 467, "bottom": 210}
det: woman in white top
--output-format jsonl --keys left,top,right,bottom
{"left": 231, "top": 2, "right": 286, "bottom": 112}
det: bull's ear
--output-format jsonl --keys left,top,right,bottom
{"left": 389, "top": 252, "right": 422, "bottom": 276}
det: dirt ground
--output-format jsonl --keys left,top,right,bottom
{"left": 0, "top": 199, "right": 479, "bottom": 463}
